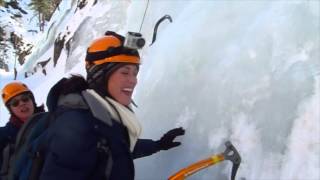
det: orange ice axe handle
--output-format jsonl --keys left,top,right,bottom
{"left": 168, "top": 154, "right": 225, "bottom": 180}
{"left": 168, "top": 141, "right": 241, "bottom": 180}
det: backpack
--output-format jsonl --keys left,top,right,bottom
{"left": 2, "top": 112, "right": 53, "bottom": 180}
{"left": 3, "top": 109, "right": 113, "bottom": 180}
{"left": 0, "top": 112, "right": 48, "bottom": 180}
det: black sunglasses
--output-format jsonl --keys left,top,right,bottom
{"left": 8, "top": 93, "right": 32, "bottom": 107}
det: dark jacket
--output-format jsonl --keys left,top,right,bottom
{"left": 39, "top": 76, "right": 160, "bottom": 180}
{"left": 0, "top": 117, "right": 21, "bottom": 165}
{"left": 0, "top": 107, "right": 44, "bottom": 166}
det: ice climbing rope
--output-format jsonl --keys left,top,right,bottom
{"left": 138, "top": 0, "right": 150, "bottom": 33}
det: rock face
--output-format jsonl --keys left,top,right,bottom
{"left": 0, "top": 26, "right": 9, "bottom": 71}
{"left": 10, "top": 32, "right": 33, "bottom": 65}
{"left": 0, "top": 29, "right": 33, "bottom": 72}
{"left": 0, "top": 0, "right": 61, "bottom": 73}
{"left": 0, "top": 1, "right": 33, "bottom": 72}
{"left": 5, "top": 0, "right": 28, "bottom": 15}
{"left": 53, "top": 33, "right": 66, "bottom": 67}
{"left": 77, "top": 0, "right": 88, "bottom": 10}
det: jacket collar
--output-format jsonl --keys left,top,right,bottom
{"left": 82, "top": 89, "right": 142, "bottom": 151}
{"left": 9, "top": 115, "right": 24, "bottom": 128}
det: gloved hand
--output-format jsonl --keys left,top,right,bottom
{"left": 157, "top": 127, "right": 185, "bottom": 150}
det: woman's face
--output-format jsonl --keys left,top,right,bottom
{"left": 8, "top": 93, "right": 35, "bottom": 122}
{"left": 107, "top": 64, "right": 138, "bottom": 106}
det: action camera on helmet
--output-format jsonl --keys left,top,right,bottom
{"left": 124, "top": 32, "right": 145, "bottom": 49}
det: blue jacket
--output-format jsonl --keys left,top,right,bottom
{"left": 0, "top": 106, "right": 44, "bottom": 168}
{"left": 0, "top": 119, "right": 21, "bottom": 165}
{"left": 40, "top": 77, "right": 160, "bottom": 180}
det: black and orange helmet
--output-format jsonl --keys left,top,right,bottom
{"left": 85, "top": 31, "right": 140, "bottom": 97}
{"left": 1, "top": 82, "right": 31, "bottom": 104}
{"left": 85, "top": 31, "right": 140, "bottom": 67}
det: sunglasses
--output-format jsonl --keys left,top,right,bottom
{"left": 8, "top": 94, "right": 32, "bottom": 108}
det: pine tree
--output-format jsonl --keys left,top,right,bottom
{"left": 0, "top": 0, "right": 5, "bottom": 7}
{"left": 28, "top": 0, "right": 61, "bottom": 32}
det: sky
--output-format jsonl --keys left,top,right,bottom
{"left": 0, "top": 0, "right": 319, "bottom": 179}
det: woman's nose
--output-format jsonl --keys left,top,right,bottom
{"left": 128, "top": 75, "right": 137, "bottom": 85}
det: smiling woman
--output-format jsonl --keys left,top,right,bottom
{"left": 35, "top": 31, "right": 185, "bottom": 180}
{"left": 107, "top": 64, "right": 139, "bottom": 106}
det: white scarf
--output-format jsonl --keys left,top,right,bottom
{"left": 82, "top": 89, "right": 142, "bottom": 151}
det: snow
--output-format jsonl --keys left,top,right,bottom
{"left": 0, "top": 0, "right": 41, "bottom": 72}
{"left": 1, "top": 0, "right": 320, "bottom": 179}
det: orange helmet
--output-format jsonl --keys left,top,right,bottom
{"left": 2, "top": 82, "right": 31, "bottom": 104}
{"left": 85, "top": 31, "right": 140, "bottom": 67}
{"left": 85, "top": 31, "right": 141, "bottom": 97}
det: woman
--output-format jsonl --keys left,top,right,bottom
{"left": 0, "top": 82, "right": 44, "bottom": 167}
{"left": 39, "top": 31, "right": 185, "bottom": 180}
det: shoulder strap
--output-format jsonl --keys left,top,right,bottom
{"left": 14, "top": 112, "right": 48, "bottom": 151}
{"left": 27, "top": 113, "right": 56, "bottom": 180}
{"left": 81, "top": 90, "right": 113, "bottom": 126}
{"left": 95, "top": 137, "right": 113, "bottom": 179}
{"left": 5, "top": 113, "right": 50, "bottom": 180}
{"left": 0, "top": 113, "right": 48, "bottom": 179}
{"left": 0, "top": 143, "right": 15, "bottom": 176}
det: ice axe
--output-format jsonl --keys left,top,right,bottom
{"left": 168, "top": 141, "right": 241, "bottom": 180}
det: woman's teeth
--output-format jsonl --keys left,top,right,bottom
{"left": 123, "top": 88, "right": 133, "bottom": 92}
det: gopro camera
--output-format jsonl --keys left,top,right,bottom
{"left": 124, "top": 32, "right": 145, "bottom": 49}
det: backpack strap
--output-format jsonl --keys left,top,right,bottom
{"left": 81, "top": 92, "right": 115, "bottom": 179}
{"left": 0, "top": 143, "right": 15, "bottom": 176}
{"left": 27, "top": 112, "right": 56, "bottom": 180}
{"left": 95, "top": 136, "right": 113, "bottom": 179}
{"left": 8, "top": 110, "right": 66, "bottom": 180}
{"left": 0, "top": 113, "right": 47, "bottom": 179}
{"left": 14, "top": 113, "right": 48, "bottom": 152}
{"left": 5, "top": 112, "right": 50, "bottom": 180}
{"left": 82, "top": 91, "right": 135, "bottom": 179}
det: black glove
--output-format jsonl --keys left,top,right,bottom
{"left": 157, "top": 127, "right": 185, "bottom": 150}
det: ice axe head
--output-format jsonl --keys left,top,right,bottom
{"left": 223, "top": 141, "right": 241, "bottom": 180}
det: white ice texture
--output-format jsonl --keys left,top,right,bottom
{"left": 1, "top": 1, "right": 319, "bottom": 180}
